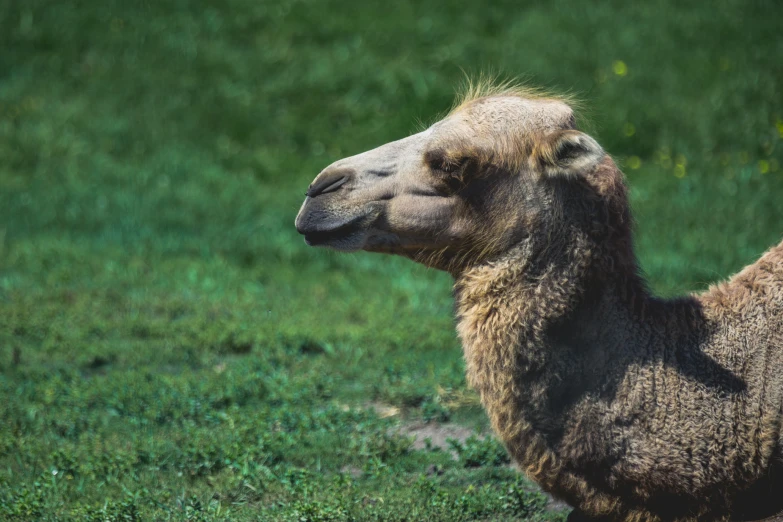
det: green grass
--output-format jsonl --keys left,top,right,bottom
{"left": 1, "top": 0, "right": 782, "bottom": 519}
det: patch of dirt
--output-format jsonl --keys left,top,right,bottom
{"left": 544, "top": 493, "right": 572, "bottom": 512}
{"left": 367, "top": 401, "right": 401, "bottom": 419}
{"left": 339, "top": 465, "right": 363, "bottom": 479}
{"left": 399, "top": 421, "right": 481, "bottom": 454}
{"left": 367, "top": 403, "right": 572, "bottom": 513}
{"left": 400, "top": 417, "right": 572, "bottom": 513}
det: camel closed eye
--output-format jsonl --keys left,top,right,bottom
{"left": 425, "top": 150, "right": 467, "bottom": 175}
{"left": 435, "top": 157, "right": 467, "bottom": 175}
{"left": 426, "top": 154, "right": 475, "bottom": 194}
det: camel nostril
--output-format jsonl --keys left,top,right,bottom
{"left": 307, "top": 169, "right": 352, "bottom": 198}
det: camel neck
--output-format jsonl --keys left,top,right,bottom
{"left": 452, "top": 238, "right": 660, "bottom": 445}
{"left": 453, "top": 235, "right": 652, "bottom": 368}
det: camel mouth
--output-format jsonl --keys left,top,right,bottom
{"left": 297, "top": 215, "right": 369, "bottom": 250}
{"left": 303, "top": 225, "right": 359, "bottom": 246}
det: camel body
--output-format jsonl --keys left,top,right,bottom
{"left": 295, "top": 81, "right": 783, "bottom": 520}
{"left": 456, "top": 236, "right": 783, "bottom": 521}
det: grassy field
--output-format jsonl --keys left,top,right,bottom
{"left": 1, "top": 0, "right": 782, "bottom": 519}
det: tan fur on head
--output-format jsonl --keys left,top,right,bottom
{"left": 442, "top": 76, "right": 594, "bottom": 177}
{"left": 451, "top": 74, "right": 582, "bottom": 118}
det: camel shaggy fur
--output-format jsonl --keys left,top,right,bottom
{"left": 295, "top": 81, "right": 783, "bottom": 521}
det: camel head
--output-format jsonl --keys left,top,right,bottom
{"left": 295, "top": 84, "right": 610, "bottom": 273}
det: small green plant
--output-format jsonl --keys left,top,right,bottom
{"left": 291, "top": 500, "right": 351, "bottom": 522}
{"left": 447, "top": 435, "right": 511, "bottom": 468}
{"left": 421, "top": 398, "right": 451, "bottom": 422}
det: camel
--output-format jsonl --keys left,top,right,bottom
{"left": 294, "top": 80, "right": 783, "bottom": 521}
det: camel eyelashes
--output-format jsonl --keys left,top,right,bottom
{"left": 440, "top": 158, "right": 467, "bottom": 174}
{"left": 425, "top": 150, "right": 470, "bottom": 176}
{"left": 436, "top": 158, "right": 465, "bottom": 175}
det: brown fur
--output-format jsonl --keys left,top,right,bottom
{"left": 454, "top": 156, "right": 783, "bottom": 521}
{"left": 295, "top": 83, "right": 783, "bottom": 521}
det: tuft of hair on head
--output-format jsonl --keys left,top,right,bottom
{"left": 532, "top": 129, "right": 605, "bottom": 178}
{"left": 450, "top": 72, "right": 584, "bottom": 118}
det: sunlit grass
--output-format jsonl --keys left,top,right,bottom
{"left": 1, "top": 0, "right": 782, "bottom": 519}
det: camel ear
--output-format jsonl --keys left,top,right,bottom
{"left": 533, "top": 130, "right": 604, "bottom": 178}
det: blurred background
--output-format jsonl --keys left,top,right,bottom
{"left": 1, "top": 0, "right": 782, "bottom": 519}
